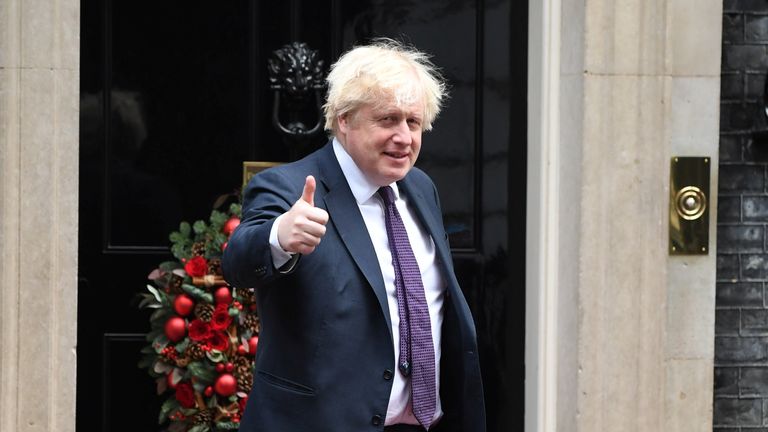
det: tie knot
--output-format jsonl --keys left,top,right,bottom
{"left": 377, "top": 186, "right": 396, "bottom": 206}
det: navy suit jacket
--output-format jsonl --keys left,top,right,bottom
{"left": 223, "top": 143, "right": 485, "bottom": 432}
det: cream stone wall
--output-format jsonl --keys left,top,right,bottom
{"left": 527, "top": 0, "right": 722, "bottom": 431}
{"left": 0, "top": 0, "right": 80, "bottom": 431}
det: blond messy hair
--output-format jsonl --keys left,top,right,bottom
{"left": 323, "top": 38, "right": 447, "bottom": 134}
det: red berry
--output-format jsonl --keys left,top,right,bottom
{"left": 237, "top": 345, "right": 246, "bottom": 355}
{"left": 204, "top": 386, "right": 214, "bottom": 397}
{"left": 225, "top": 362, "right": 234, "bottom": 372}
{"left": 216, "top": 363, "right": 225, "bottom": 373}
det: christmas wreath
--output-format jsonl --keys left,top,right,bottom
{"left": 138, "top": 203, "right": 258, "bottom": 432}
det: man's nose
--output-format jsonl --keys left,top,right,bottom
{"left": 392, "top": 120, "right": 412, "bottom": 145}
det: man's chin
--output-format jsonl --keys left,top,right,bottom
{"left": 374, "top": 172, "right": 409, "bottom": 186}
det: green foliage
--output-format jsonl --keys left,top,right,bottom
{"left": 193, "top": 220, "right": 207, "bottom": 235}
{"left": 147, "top": 285, "right": 166, "bottom": 305}
{"left": 137, "top": 353, "right": 156, "bottom": 370}
{"left": 205, "top": 350, "right": 224, "bottom": 364}
{"left": 182, "top": 284, "right": 214, "bottom": 304}
{"left": 187, "top": 361, "right": 217, "bottom": 385}
{"left": 160, "top": 261, "right": 183, "bottom": 272}
{"left": 159, "top": 398, "right": 181, "bottom": 424}
{"left": 170, "top": 222, "right": 194, "bottom": 260}
{"left": 138, "top": 292, "right": 161, "bottom": 309}
{"left": 175, "top": 338, "right": 190, "bottom": 354}
{"left": 209, "top": 210, "right": 228, "bottom": 229}
{"left": 229, "top": 203, "right": 241, "bottom": 216}
{"left": 150, "top": 307, "right": 171, "bottom": 323}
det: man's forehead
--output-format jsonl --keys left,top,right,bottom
{"left": 368, "top": 98, "right": 425, "bottom": 117}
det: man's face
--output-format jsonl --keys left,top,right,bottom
{"left": 338, "top": 96, "right": 424, "bottom": 187}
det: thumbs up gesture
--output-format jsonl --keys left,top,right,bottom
{"left": 277, "top": 175, "right": 329, "bottom": 255}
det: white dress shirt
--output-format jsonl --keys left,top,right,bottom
{"left": 268, "top": 139, "right": 445, "bottom": 426}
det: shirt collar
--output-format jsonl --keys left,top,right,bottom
{"left": 332, "top": 138, "right": 400, "bottom": 204}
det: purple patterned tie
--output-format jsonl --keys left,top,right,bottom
{"left": 378, "top": 186, "right": 436, "bottom": 429}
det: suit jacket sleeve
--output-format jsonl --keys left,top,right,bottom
{"left": 222, "top": 168, "right": 299, "bottom": 288}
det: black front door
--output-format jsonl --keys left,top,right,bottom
{"left": 78, "top": 1, "right": 527, "bottom": 431}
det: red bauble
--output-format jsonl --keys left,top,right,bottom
{"left": 237, "top": 345, "right": 246, "bottom": 355}
{"left": 214, "top": 287, "right": 232, "bottom": 305}
{"left": 223, "top": 217, "right": 241, "bottom": 236}
{"left": 164, "top": 317, "right": 187, "bottom": 342}
{"left": 248, "top": 336, "right": 259, "bottom": 356}
{"left": 173, "top": 294, "right": 194, "bottom": 317}
{"left": 215, "top": 374, "right": 237, "bottom": 397}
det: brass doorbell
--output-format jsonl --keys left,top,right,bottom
{"left": 669, "top": 157, "right": 710, "bottom": 255}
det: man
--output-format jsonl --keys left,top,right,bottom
{"left": 223, "top": 40, "right": 485, "bottom": 432}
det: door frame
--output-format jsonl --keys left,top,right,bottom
{"left": 525, "top": 1, "right": 561, "bottom": 431}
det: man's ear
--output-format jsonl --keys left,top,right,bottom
{"left": 337, "top": 113, "right": 350, "bottom": 134}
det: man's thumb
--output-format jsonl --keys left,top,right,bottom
{"left": 301, "top": 175, "right": 316, "bottom": 206}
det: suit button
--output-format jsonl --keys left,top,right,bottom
{"left": 371, "top": 415, "right": 383, "bottom": 426}
{"left": 383, "top": 369, "right": 393, "bottom": 380}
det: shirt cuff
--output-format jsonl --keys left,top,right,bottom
{"left": 269, "top": 214, "right": 295, "bottom": 269}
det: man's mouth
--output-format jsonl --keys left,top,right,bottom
{"left": 383, "top": 151, "right": 408, "bottom": 159}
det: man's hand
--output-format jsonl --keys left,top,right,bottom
{"left": 277, "top": 175, "right": 329, "bottom": 255}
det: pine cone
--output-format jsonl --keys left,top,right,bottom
{"left": 207, "top": 258, "right": 222, "bottom": 276}
{"left": 234, "top": 356, "right": 254, "bottom": 392}
{"left": 195, "top": 303, "right": 214, "bottom": 322}
{"left": 241, "top": 289, "right": 257, "bottom": 306}
{"left": 234, "top": 353, "right": 253, "bottom": 370}
{"left": 244, "top": 314, "right": 260, "bottom": 334}
{"left": 234, "top": 355, "right": 253, "bottom": 393}
{"left": 168, "top": 275, "right": 183, "bottom": 295}
{"left": 236, "top": 370, "right": 253, "bottom": 393}
{"left": 191, "top": 242, "right": 206, "bottom": 257}
{"left": 186, "top": 342, "right": 206, "bottom": 360}
{"left": 194, "top": 409, "right": 213, "bottom": 426}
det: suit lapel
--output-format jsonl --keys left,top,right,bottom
{"left": 398, "top": 176, "right": 453, "bottom": 276}
{"left": 399, "top": 176, "right": 465, "bottom": 308}
{"left": 315, "top": 144, "right": 392, "bottom": 334}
